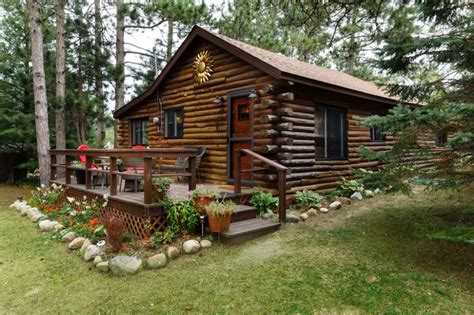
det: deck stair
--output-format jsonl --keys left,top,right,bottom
{"left": 218, "top": 204, "right": 281, "bottom": 244}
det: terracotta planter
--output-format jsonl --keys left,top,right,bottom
{"left": 152, "top": 184, "right": 169, "bottom": 203}
{"left": 208, "top": 212, "right": 232, "bottom": 233}
{"left": 193, "top": 195, "right": 214, "bottom": 215}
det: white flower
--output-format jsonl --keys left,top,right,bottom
{"left": 66, "top": 197, "right": 75, "bottom": 203}
{"left": 69, "top": 210, "right": 76, "bottom": 216}
{"left": 41, "top": 184, "right": 46, "bottom": 188}
{"left": 86, "top": 206, "right": 91, "bottom": 210}
{"left": 83, "top": 195, "right": 87, "bottom": 200}
{"left": 103, "top": 194, "right": 109, "bottom": 201}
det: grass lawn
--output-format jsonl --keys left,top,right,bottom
{"left": 0, "top": 185, "right": 473, "bottom": 314}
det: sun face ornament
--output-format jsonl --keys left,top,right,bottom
{"left": 193, "top": 50, "right": 214, "bottom": 84}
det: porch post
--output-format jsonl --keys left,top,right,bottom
{"left": 234, "top": 150, "right": 241, "bottom": 195}
{"left": 189, "top": 155, "right": 196, "bottom": 191}
{"left": 85, "top": 156, "right": 92, "bottom": 189}
{"left": 278, "top": 169, "right": 286, "bottom": 222}
{"left": 50, "top": 153, "right": 56, "bottom": 182}
{"left": 143, "top": 157, "right": 153, "bottom": 204}
{"left": 65, "top": 155, "right": 71, "bottom": 185}
{"left": 109, "top": 157, "right": 117, "bottom": 196}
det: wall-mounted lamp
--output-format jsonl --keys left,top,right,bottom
{"left": 249, "top": 89, "right": 260, "bottom": 100}
{"left": 153, "top": 116, "right": 160, "bottom": 124}
{"left": 214, "top": 96, "right": 224, "bottom": 106}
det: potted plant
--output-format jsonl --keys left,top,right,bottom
{"left": 206, "top": 200, "right": 235, "bottom": 233}
{"left": 192, "top": 188, "right": 220, "bottom": 215}
{"left": 71, "top": 161, "right": 86, "bottom": 184}
{"left": 151, "top": 177, "right": 173, "bottom": 202}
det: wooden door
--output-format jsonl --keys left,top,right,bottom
{"left": 229, "top": 96, "right": 252, "bottom": 181}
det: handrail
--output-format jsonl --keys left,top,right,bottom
{"left": 234, "top": 149, "right": 287, "bottom": 222}
{"left": 49, "top": 148, "right": 198, "bottom": 205}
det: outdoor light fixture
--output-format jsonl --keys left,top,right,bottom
{"left": 200, "top": 215, "right": 206, "bottom": 237}
{"left": 153, "top": 116, "right": 159, "bottom": 124}
{"left": 214, "top": 96, "right": 224, "bottom": 106}
{"left": 248, "top": 89, "right": 259, "bottom": 100}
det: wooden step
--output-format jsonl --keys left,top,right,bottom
{"left": 220, "top": 218, "right": 281, "bottom": 245}
{"left": 231, "top": 204, "right": 258, "bottom": 222}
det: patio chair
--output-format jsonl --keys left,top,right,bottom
{"left": 159, "top": 146, "right": 206, "bottom": 181}
{"left": 119, "top": 146, "right": 146, "bottom": 192}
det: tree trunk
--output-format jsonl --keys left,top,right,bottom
{"left": 166, "top": 19, "right": 173, "bottom": 61}
{"left": 115, "top": 0, "right": 125, "bottom": 111}
{"left": 55, "top": 0, "right": 66, "bottom": 178}
{"left": 28, "top": 0, "right": 51, "bottom": 185}
{"left": 95, "top": 0, "right": 106, "bottom": 147}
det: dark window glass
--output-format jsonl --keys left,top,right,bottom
{"left": 314, "top": 107, "right": 346, "bottom": 159}
{"left": 238, "top": 103, "right": 250, "bottom": 121}
{"left": 370, "top": 126, "right": 386, "bottom": 141}
{"left": 131, "top": 118, "right": 148, "bottom": 146}
{"left": 436, "top": 131, "right": 447, "bottom": 147}
{"left": 164, "top": 108, "right": 184, "bottom": 138}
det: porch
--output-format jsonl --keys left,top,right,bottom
{"left": 49, "top": 148, "right": 287, "bottom": 242}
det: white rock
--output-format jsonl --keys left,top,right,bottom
{"left": 300, "top": 213, "right": 309, "bottom": 221}
{"left": 183, "top": 240, "right": 200, "bottom": 254}
{"left": 350, "top": 192, "right": 363, "bottom": 201}
{"left": 286, "top": 214, "right": 300, "bottom": 223}
{"left": 319, "top": 207, "right": 329, "bottom": 213}
{"left": 147, "top": 254, "right": 167, "bottom": 269}
{"left": 166, "top": 246, "right": 180, "bottom": 260}
{"left": 262, "top": 212, "right": 273, "bottom": 219}
{"left": 54, "top": 223, "right": 65, "bottom": 231}
{"left": 329, "top": 201, "right": 342, "bottom": 210}
{"left": 306, "top": 209, "right": 318, "bottom": 217}
{"left": 93, "top": 255, "right": 103, "bottom": 266}
{"left": 61, "top": 232, "right": 76, "bottom": 243}
{"left": 374, "top": 188, "right": 382, "bottom": 195}
{"left": 68, "top": 237, "right": 86, "bottom": 250}
{"left": 364, "top": 190, "right": 375, "bottom": 198}
{"left": 84, "top": 245, "right": 101, "bottom": 261}
{"left": 110, "top": 256, "right": 142, "bottom": 275}
{"left": 200, "top": 240, "right": 212, "bottom": 248}
{"left": 80, "top": 239, "right": 92, "bottom": 254}
{"left": 20, "top": 205, "right": 31, "bottom": 216}
{"left": 96, "top": 261, "right": 109, "bottom": 273}
{"left": 39, "top": 220, "right": 59, "bottom": 232}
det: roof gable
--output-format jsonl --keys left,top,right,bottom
{"left": 114, "top": 26, "right": 400, "bottom": 118}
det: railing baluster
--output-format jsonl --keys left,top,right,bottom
{"left": 110, "top": 157, "right": 117, "bottom": 196}
{"left": 65, "top": 155, "right": 71, "bottom": 185}
{"left": 85, "top": 156, "right": 92, "bottom": 189}
{"left": 234, "top": 150, "right": 241, "bottom": 195}
{"left": 143, "top": 157, "right": 153, "bottom": 204}
{"left": 50, "top": 154, "right": 56, "bottom": 182}
{"left": 278, "top": 169, "right": 286, "bottom": 222}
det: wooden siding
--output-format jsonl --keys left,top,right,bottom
{"left": 116, "top": 39, "right": 278, "bottom": 184}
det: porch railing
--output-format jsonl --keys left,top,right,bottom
{"left": 233, "top": 149, "right": 287, "bottom": 222}
{"left": 49, "top": 148, "right": 198, "bottom": 205}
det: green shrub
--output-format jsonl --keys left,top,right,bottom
{"left": 250, "top": 189, "right": 278, "bottom": 215}
{"left": 339, "top": 177, "right": 365, "bottom": 196}
{"left": 166, "top": 199, "right": 199, "bottom": 233}
{"left": 295, "top": 189, "right": 324, "bottom": 209}
{"left": 152, "top": 228, "right": 177, "bottom": 244}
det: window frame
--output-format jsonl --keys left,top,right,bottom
{"left": 370, "top": 126, "right": 386, "bottom": 142}
{"left": 163, "top": 107, "right": 184, "bottom": 139}
{"left": 131, "top": 118, "right": 149, "bottom": 146}
{"left": 314, "top": 106, "right": 348, "bottom": 160}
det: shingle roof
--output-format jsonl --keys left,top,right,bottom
{"left": 213, "top": 31, "right": 396, "bottom": 101}
{"left": 114, "top": 26, "right": 402, "bottom": 118}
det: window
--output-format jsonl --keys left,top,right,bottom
{"left": 370, "top": 126, "right": 386, "bottom": 141}
{"left": 315, "top": 107, "right": 347, "bottom": 159}
{"left": 164, "top": 108, "right": 184, "bottom": 138}
{"left": 132, "top": 118, "right": 148, "bottom": 146}
{"left": 237, "top": 103, "right": 250, "bottom": 121}
{"left": 436, "top": 131, "right": 447, "bottom": 147}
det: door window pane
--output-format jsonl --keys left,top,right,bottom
{"left": 314, "top": 107, "right": 346, "bottom": 159}
{"left": 132, "top": 118, "right": 148, "bottom": 145}
{"left": 164, "top": 108, "right": 184, "bottom": 138}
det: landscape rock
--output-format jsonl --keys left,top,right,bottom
{"left": 68, "top": 237, "right": 86, "bottom": 250}
{"left": 336, "top": 197, "right": 352, "bottom": 205}
{"left": 84, "top": 245, "right": 101, "bottom": 261}
{"left": 286, "top": 213, "right": 300, "bottom": 223}
{"left": 300, "top": 213, "right": 309, "bottom": 221}
{"left": 10, "top": 200, "right": 25, "bottom": 210}
{"left": 61, "top": 232, "right": 76, "bottom": 243}
{"left": 350, "top": 192, "right": 363, "bottom": 201}
{"left": 39, "top": 220, "right": 59, "bottom": 232}
{"left": 374, "top": 188, "right": 382, "bottom": 195}
{"left": 80, "top": 239, "right": 92, "bottom": 254}
{"left": 329, "top": 201, "right": 342, "bottom": 210}
{"left": 262, "top": 212, "right": 273, "bottom": 219}
{"left": 54, "top": 223, "right": 65, "bottom": 231}
{"left": 93, "top": 256, "right": 103, "bottom": 266}
{"left": 166, "top": 246, "right": 180, "bottom": 260}
{"left": 96, "top": 261, "right": 109, "bottom": 273}
{"left": 30, "top": 213, "right": 44, "bottom": 222}
{"left": 200, "top": 240, "right": 212, "bottom": 248}
{"left": 110, "top": 256, "right": 142, "bottom": 275}
{"left": 306, "top": 209, "right": 318, "bottom": 217}
{"left": 147, "top": 254, "right": 167, "bottom": 269}
{"left": 364, "top": 190, "right": 375, "bottom": 198}
{"left": 183, "top": 240, "right": 200, "bottom": 254}
{"left": 319, "top": 207, "right": 329, "bottom": 213}
{"left": 20, "top": 205, "right": 31, "bottom": 216}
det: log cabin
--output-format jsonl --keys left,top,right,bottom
{"left": 114, "top": 25, "right": 439, "bottom": 197}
